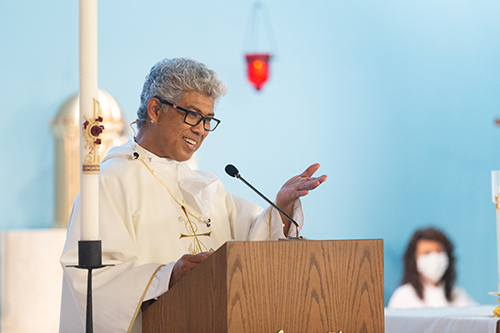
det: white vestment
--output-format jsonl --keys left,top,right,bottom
{"left": 60, "top": 141, "right": 304, "bottom": 333}
{"left": 387, "top": 282, "right": 477, "bottom": 309}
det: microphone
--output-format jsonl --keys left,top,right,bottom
{"left": 225, "top": 164, "right": 301, "bottom": 239}
{"left": 225, "top": 164, "right": 239, "bottom": 178}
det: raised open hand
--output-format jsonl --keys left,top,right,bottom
{"left": 275, "top": 163, "right": 327, "bottom": 233}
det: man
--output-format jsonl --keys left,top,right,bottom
{"left": 60, "top": 58, "right": 327, "bottom": 332}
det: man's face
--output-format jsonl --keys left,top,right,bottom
{"left": 150, "top": 91, "right": 215, "bottom": 161}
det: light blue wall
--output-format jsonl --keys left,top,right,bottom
{"left": 1, "top": 0, "right": 500, "bottom": 306}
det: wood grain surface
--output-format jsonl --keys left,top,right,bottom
{"left": 143, "top": 239, "right": 384, "bottom": 333}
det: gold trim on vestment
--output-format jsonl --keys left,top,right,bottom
{"left": 127, "top": 264, "right": 165, "bottom": 333}
{"left": 179, "top": 206, "right": 211, "bottom": 254}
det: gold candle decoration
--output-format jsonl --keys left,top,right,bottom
{"left": 490, "top": 171, "right": 500, "bottom": 317}
{"left": 82, "top": 98, "right": 104, "bottom": 174}
{"left": 50, "top": 90, "right": 129, "bottom": 228}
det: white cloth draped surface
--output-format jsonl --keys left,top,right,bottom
{"left": 385, "top": 305, "right": 499, "bottom": 333}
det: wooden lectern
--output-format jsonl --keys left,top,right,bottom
{"left": 143, "top": 239, "right": 384, "bottom": 333}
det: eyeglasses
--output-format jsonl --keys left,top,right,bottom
{"left": 154, "top": 96, "right": 221, "bottom": 132}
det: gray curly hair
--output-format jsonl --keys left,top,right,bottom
{"left": 136, "top": 58, "right": 228, "bottom": 128}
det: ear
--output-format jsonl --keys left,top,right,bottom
{"left": 147, "top": 97, "right": 162, "bottom": 123}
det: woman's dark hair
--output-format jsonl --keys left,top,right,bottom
{"left": 401, "top": 227, "right": 456, "bottom": 301}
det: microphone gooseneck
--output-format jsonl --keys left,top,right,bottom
{"left": 224, "top": 164, "right": 301, "bottom": 239}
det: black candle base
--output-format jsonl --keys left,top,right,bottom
{"left": 77, "top": 240, "right": 103, "bottom": 268}
{"left": 67, "top": 240, "right": 113, "bottom": 333}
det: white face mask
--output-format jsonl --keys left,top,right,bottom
{"left": 417, "top": 251, "right": 449, "bottom": 283}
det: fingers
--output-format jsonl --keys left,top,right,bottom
{"left": 304, "top": 175, "right": 328, "bottom": 190}
{"left": 186, "top": 252, "right": 212, "bottom": 263}
{"left": 293, "top": 175, "right": 327, "bottom": 192}
{"left": 179, "top": 253, "right": 212, "bottom": 272}
{"left": 300, "top": 163, "right": 327, "bottom": 190}
{"left": 170, "top": 252, "right": 213, "bottom": 288}
{"left": 277, "top": 164, "right": 327, "bottom": 203}
{"left": 300, "top": 163, "right": 321, "bottom": 178}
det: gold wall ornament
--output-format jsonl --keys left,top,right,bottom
{"left": 50, "top": 90, "right": 130, "bottom": 228}
{"left": 489, "top": 291, "right": 500, "bottom": 317}
{"left": 82, "top": 98, "right": 104, "bottom": 173}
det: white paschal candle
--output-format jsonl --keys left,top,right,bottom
{"left": 79, "top": 0, "right": 99, "bottom": 241}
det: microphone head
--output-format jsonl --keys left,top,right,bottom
{"left": 225, "top": 164, "right": 240, "bottom": 178}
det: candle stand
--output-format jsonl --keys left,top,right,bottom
{"left": 489, "top": 291, "right": 500, "bottom": 317}
{"left": 494, "top": 193, "right": 500, "bottom": 318}
{"left": 68, "top": 240, "right": 112, "bottom": 333}
{"left": 491, "top": 171, "right": 500, "bottom": 318}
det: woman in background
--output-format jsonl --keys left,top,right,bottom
{"left": 388, "top": 227, "right": 476, "bottom": 309}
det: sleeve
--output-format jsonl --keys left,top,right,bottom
{"left": 452, "top": 287, "right": 478, "bottom": 307}
{"left": 387, "top": 284, "right": 421, "bottom": 309}
{"left": 60, "top": 166, "right": 165, "bottom": 333}
{"left": 144, "top": 263, "right": 175, "bottom": 300}
{"left": 225, "top": 191, "right": 305, "bottom": 241}
{"left": 387, "top": 286, "right": 405, "bottom": 309}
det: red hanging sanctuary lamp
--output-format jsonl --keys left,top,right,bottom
{"left": 245, "top": 53, "right": 271, "bottom": 91}
{"left": 244, "top": 1, "right": 276, "bottom": 92}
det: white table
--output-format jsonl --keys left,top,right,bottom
{"left": 385, "top": 306, "right": 499, "bottom": 333}
{"left": 1, "top": 229, "right": 67, "bottom": 333}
